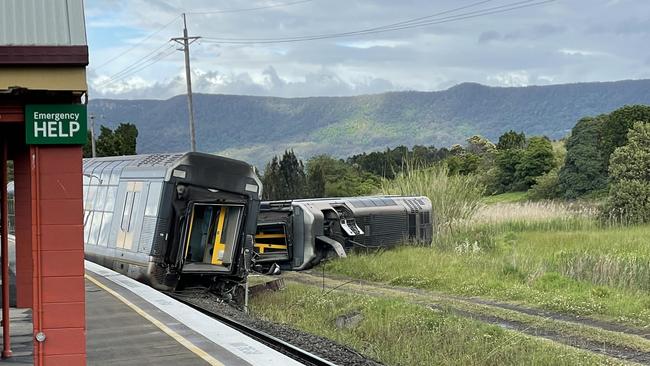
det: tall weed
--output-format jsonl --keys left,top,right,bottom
{"left": 381, "top": 164, "right": 485, "bottom": 241}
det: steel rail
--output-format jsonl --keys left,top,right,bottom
{"left": 167, "top": 291, "right": 337, "bottom": 366}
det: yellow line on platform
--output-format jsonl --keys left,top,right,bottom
{"left": 85, "top": 274, "right": 225, "bottom": 366}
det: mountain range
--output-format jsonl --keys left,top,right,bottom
{"left": 89, "top": 79, "right": 650, "bottom": 168}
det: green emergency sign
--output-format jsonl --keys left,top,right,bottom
{"left": 25, "top": 104, "right": 87, "bottom": 145}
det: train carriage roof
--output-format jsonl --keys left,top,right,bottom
{"left": 83, "top": 152, "right": 261, "bottom": 198}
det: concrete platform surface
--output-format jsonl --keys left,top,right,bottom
{"left": 0, "top": 308, "right": 33, "bottom": 365}
{"left": 85, "top": 260, "right": 305, "bottom": 366}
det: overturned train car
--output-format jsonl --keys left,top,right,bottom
{"left": 254, "top": 196, "right": 433, "bottom": 270}
{"left": 82, "top": 152, "right": 261, "bottom": 294}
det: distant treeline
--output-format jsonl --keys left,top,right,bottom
{"left": 261, "top": 127, "right": 561, "bottom": 201}
{"left": 261, "top": 104, "right": 650, "bottom": 224}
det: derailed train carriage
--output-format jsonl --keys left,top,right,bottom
{"left": 82, "top": 152, "right": 261, "bottom": 295}
{"left": 254, "top": 196, "right": 433, "bottom": 270}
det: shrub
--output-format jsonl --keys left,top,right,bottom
{"left": 515, "top": 136, "right": 556, "bottom": 189}
{"left": 528, "top": 168, "right": 562, "bottom": 200}
{"left": 602, "top": 122, "right": 650, "bottom": 224}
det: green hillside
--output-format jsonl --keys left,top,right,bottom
{"left": 89, "top": 79, "right": 650, "bottom": 168}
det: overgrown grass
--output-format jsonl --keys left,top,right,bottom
{"left": 326, "top": 201, "right": 650, "bottom": 326}
{"left": 381, "top": 163, "right": 485, "bottom": 234}
{"left": 251, "top": 284, "right": 624, "bottom": 366}
{"left": 482, "top": 191, "right": 529, "bottom": 204}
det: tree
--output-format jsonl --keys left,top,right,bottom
{"left": 261, "top": 150, "right": 308, "bottom": 200}
{"left": 515, "top": 136, "right": 555, "bottom": 189}
{"left": 528, "top": 168, "right": 562, "bottom": 200}
{"left": 95, "top": 126, "right": 116, "bottom": 157}
{"left": 466, "top": 135, "right": 496, "bottom": 155}
{"left": 603, "top": 122, "right": 650, "bottom": 223}
{"left": 261, "top": 157, "right": 282, "bottom": 200}
{"left": 279, "top": 149, "right": 307, "bottom": 199}
{"left": 601, "top": 105, "right": 650, "bottom": 169}
{"left": 82, "top": 133, "right": 93, "bottom": 158}
{"left": 497, "top": 130, "right": 526, "bottom": 150}
{"left": 494, "top": 148, "right": 524, "bottom": 192}
{"left": 86, "top": 123, "right": 139, "bottom": 157}
{"left": 558, "top": 116, "right": 607, "bottom": 198}
{"left": 114, "top": 123, "right": 138, "bottom": 155}
{"left": 491, "top": 131, "right": 527, "bottom": 192}
{"left": 306, "top": 155, "right": 379, "bottom": 197}
{"left": 347, "top": 145, "right": 445, "bottom": 179}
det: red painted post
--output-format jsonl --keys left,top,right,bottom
{"left": 30, "top": 146, "right": 44, "bottom": 366}
{"left": 1, "top": 138, "right": 12, "bottom": 358}
{"left": 37, "top": 146, "right": 86, "bottom": 366}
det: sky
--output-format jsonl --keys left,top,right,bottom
{"left": 85, "top": 0, "right": 650, "bottom": 99}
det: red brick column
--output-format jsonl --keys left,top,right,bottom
{"left": 33, "top": 146, "right": 86, "bottom": 365}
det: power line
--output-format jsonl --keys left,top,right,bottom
{"left": 99, "top": 45, "right": 177, "bottom": 87}
{"left": 187, "top": 0, "right": 316, "bottom": 15}
{"left": 101, "top": 47, "right": 177, "bottom": 87}
{"left": 99, "top": 42, "right": 173, "bottom": 85}
{"left": 201, "top": 0, "right": 548, "bottom": 43}
{"left": 92, "top": 1, "right": 316, "bottom": 71}
{"left": 93, "top": 0, "right": 555, "bottom": 90}
{"left": 92, "top": 16, "right": 180, "bottom": 70}
{"left": 343, "top": 0, "right": 497, "bottom": 34}
{"left": 201, "top": 0, "right": 555, "bottom": 44}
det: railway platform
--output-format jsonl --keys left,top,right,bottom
{"left": 84, "top": 260, "right": 305, "bottom": 366}
{"left": 3, "top": 237, "right": 307, "bottom": 365}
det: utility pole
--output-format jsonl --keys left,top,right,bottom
{"left": 172, "top": 13, "right": 201, "bottom": 152}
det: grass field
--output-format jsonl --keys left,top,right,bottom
{"left": 481, "top": 191, "right": 529, "bottom": 204}
{"left": 326, "top": 202, "right": 650, "bottom": 326}
{"left": 250, "top": 195, "right": 650, "bottom": 365}
{"left": 250, "top": 284, "right": 625, "bottom": 366}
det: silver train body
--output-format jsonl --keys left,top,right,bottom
{"left": 254, "top": 196, "right": 433, "bottom": 270}
{"left": 81, "top": 152, "right": 262, "bottom": 293}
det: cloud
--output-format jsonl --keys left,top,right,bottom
{"left": 478, "top": 31, "right": 501, "bottom": 44}
{"left": 486, "top": 71, "right": 531, "bottom": 87}
{"left": 558, "top": 48, "right": 607, "bottom": 57}
{"left": 91, "top": 66, "right": 397, "bottom": 99}
{"left": 86, "top": 0, "right": 650, "bottom": 99}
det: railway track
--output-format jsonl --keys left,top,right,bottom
{"left": 167, "top": 290, "right": 338, "bottom": 366}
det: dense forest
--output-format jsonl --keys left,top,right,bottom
{"left": 89, "top": 79, "right": 650, "bottom": 168}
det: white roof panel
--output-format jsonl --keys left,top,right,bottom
{"left": 0, "top": 0, "right": 86, "bottom": 46}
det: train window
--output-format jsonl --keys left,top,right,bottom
{"left": 101, "top": 161, "right": 119, "bottom": 183}
{"left": 104, "top": 186, "right": 117, "bottom": 212}
{"left": 145, "top": 182, "right": 162, "bottom": 216}
{"left": 82, "top": 175, "right": 90, "bottom": 209}
{"left": 89, "top": 212, "right": 103, "bottom": 245}
{"left": 84, "top": 211, "right": 92, "bottom": 243}
{"left": 98, "top": 213, "right": 113, "bottom": 247}
{"left": 94, "top": 186, "right": 108, "bottom": 212}
{"left": 120, "top": 192, "right": 135, "bottom": 231}
{"left": 86, "top": 185, "right": 98, "bottom": 211}
{"left": 117, "top": 181, "right": 144, "bottom": 250}
{"left": 128, "top": 191, "right": 142, "bottom": 231}
{"left": 109, "top": 166, "right": 123, "bottom": 185}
